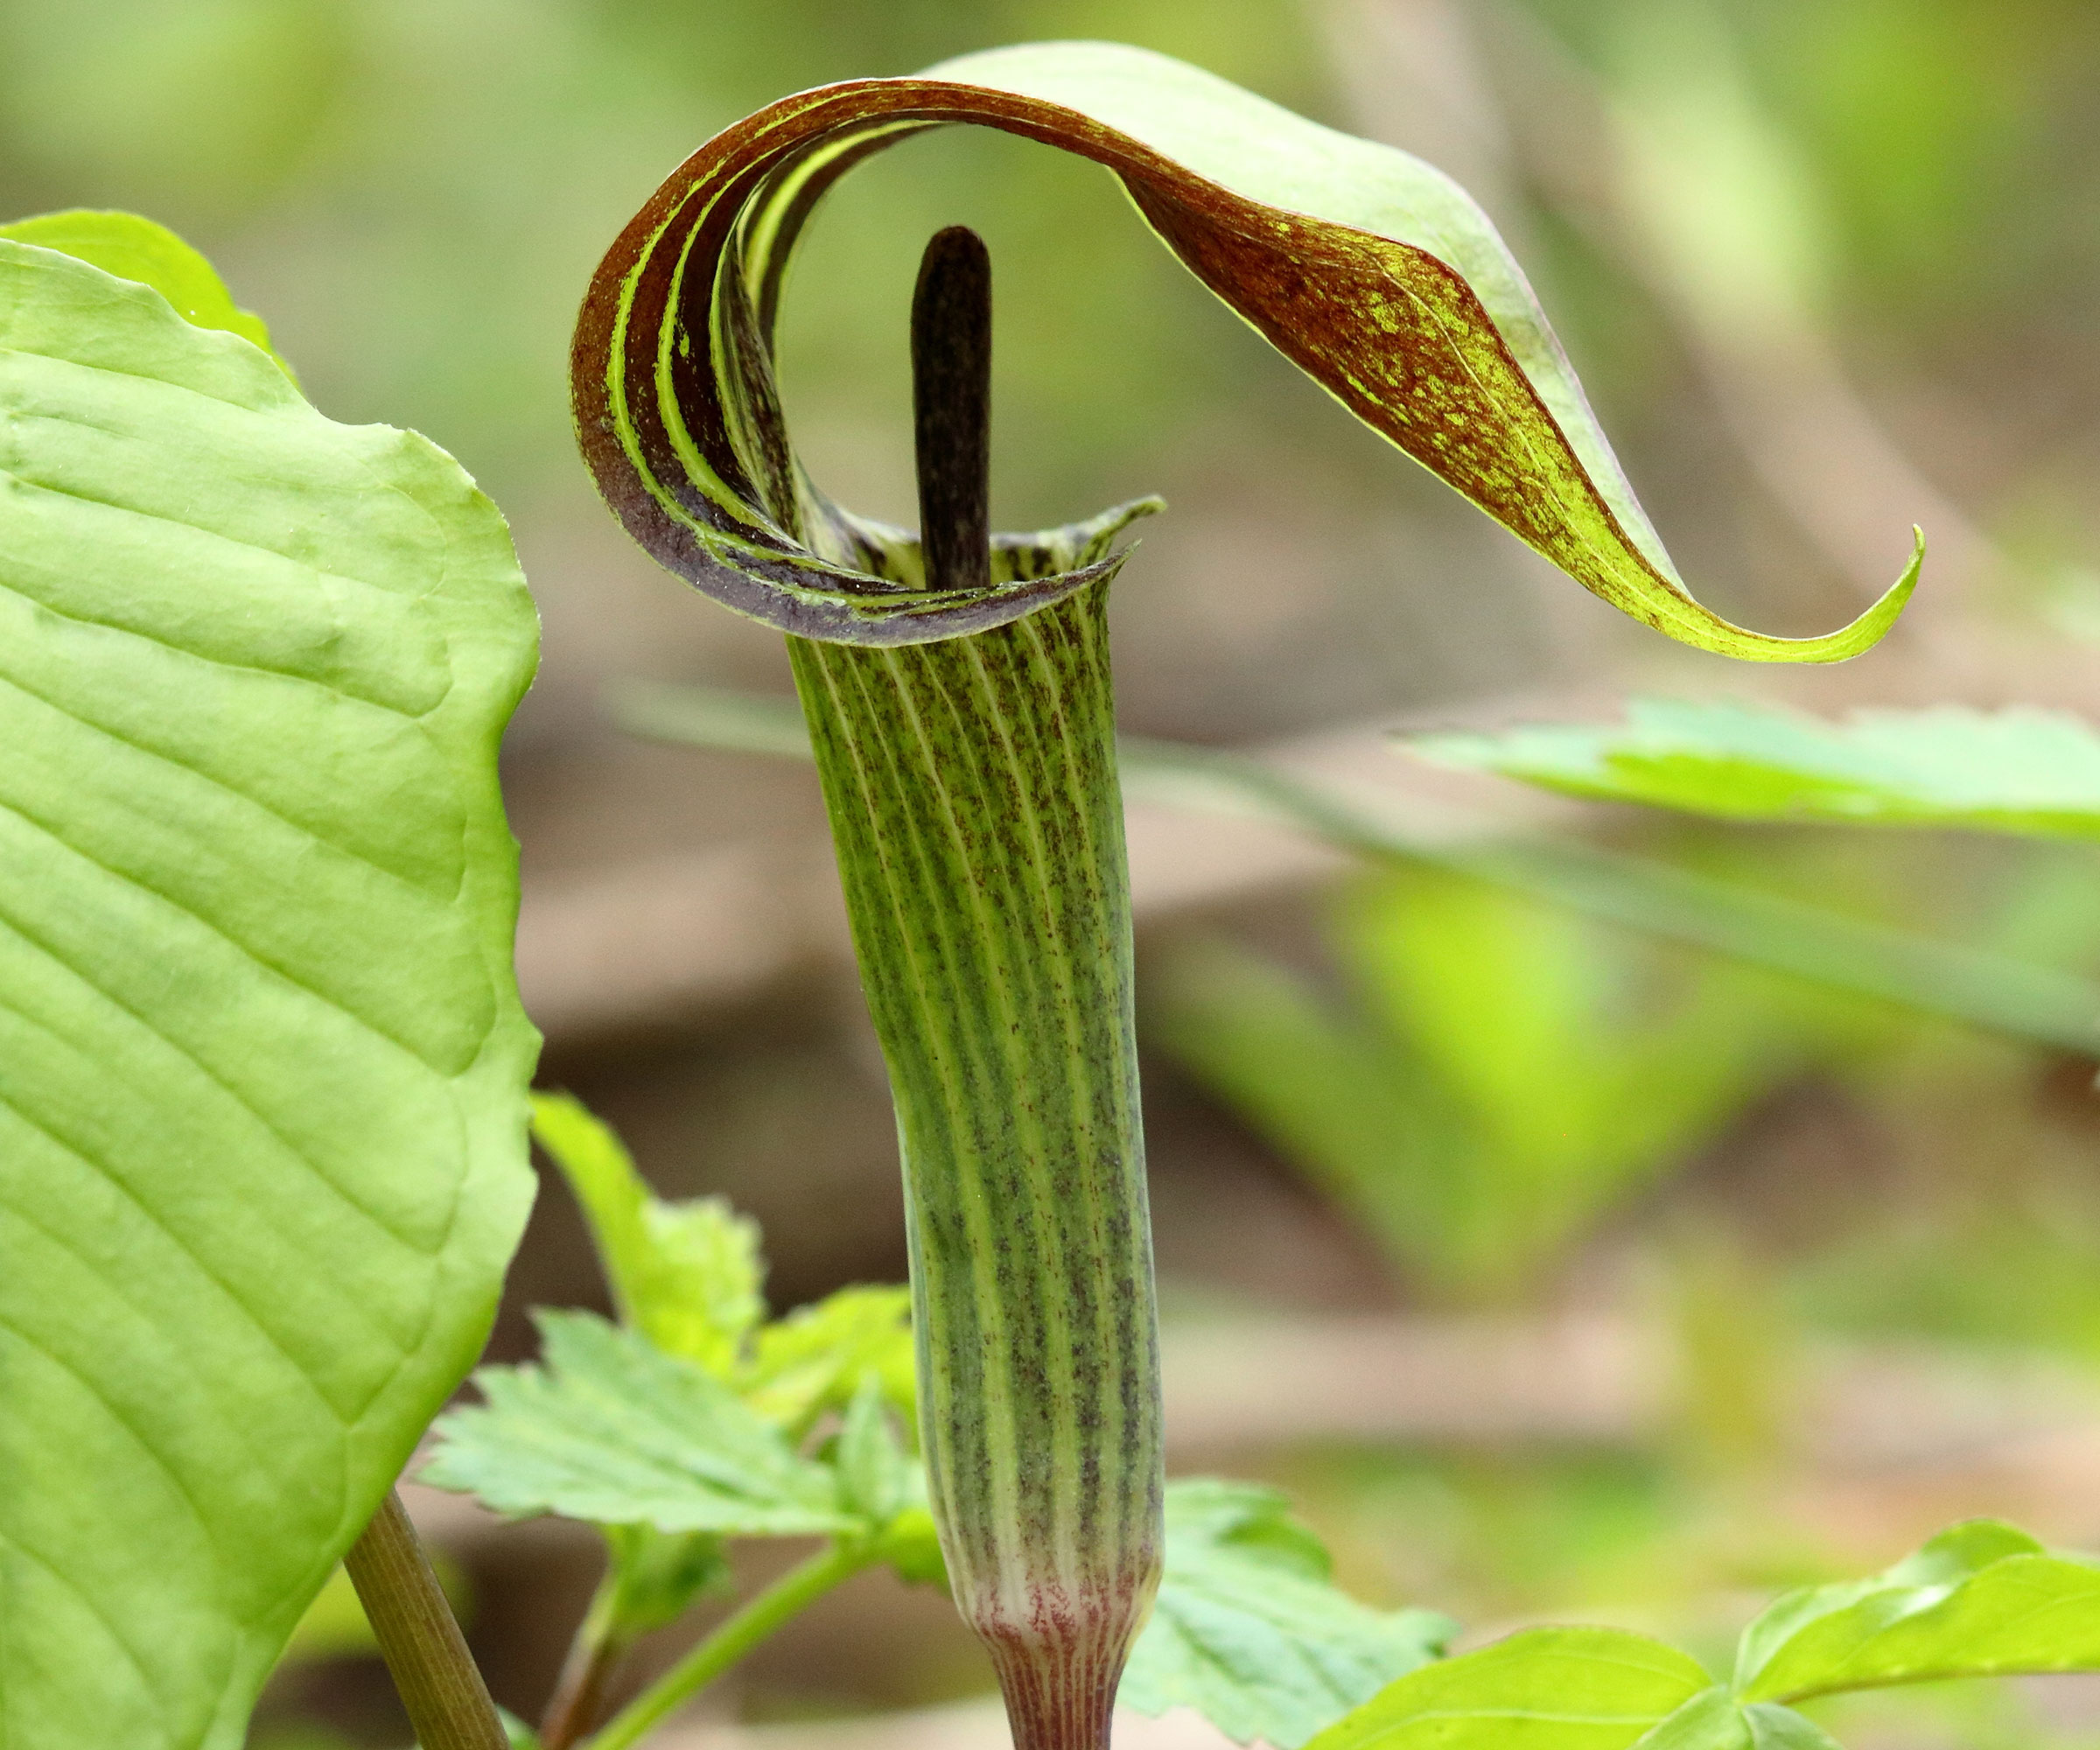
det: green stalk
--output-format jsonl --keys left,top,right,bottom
{"left": 585, "top": 1541, "right": 875, "bottom": 1750}
{"left": 539, "top": 1572, "right": 630, "bottom": 1750}
{"left": 344, "top": 1490, "right": 508, "bottom": 1750}
{"left": 785, "top": 231, "right": 1163, "bottom": 1750}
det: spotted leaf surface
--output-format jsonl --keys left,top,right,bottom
{"left": 575, "top": 41, "right": 1914, "bottom": 656}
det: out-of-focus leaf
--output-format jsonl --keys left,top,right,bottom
{"left": 1152, "top": 864, "right": 1805, "bottom": 1298}
{"left": 576, "top": 41, "right": 1914, "bottom": 656}
{"left": 1632, "top": 1688, "right": 1844, "bottom": 1750}
{"left": 746, "top": 1283, "right": 916, "bottom": 1435}
{"left": 420, "top": 1312, "right": 852, "bottom": 1536}
{"left": 1734, "top": 1520, "right": 2100, "bottom": 1702}
{"left": 1122, "top": 1480, "right": 1451, "bottom": 1748}
{"left": 834, "top": 1374, "right": 918, "bottom": 1530}
{"left": 0, "top": 239, "right": 538, "bottom": 1749}
{"left": 830, "top": 1374, "right": 946, "bottom": 1585}
{"left": 1415, "top": 701, "right": 2100, "bottom": 841}
{"left": 1, "top": 207, "right": 290, "bottom": 373}
{"left": 1303, "top": 1626, "right": 1711, "bottom": 1750}
{"left": 531, "top": 1091, "right": 765, "bottom": 1375}
{"left": 497, "top": 1712, "right": 542, "bottom": 1750}
{"left": 620, "top": 682, "right": 2100, "bottom": 1059}
{"left": 597, "top": 1523, "right": 732, "bottom": 1639}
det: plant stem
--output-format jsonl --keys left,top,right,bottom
{"left": 539, "top": 1573, "right": 629, "bottom": 1750}
{"left": 583, "top": 1542, "right": 873, "bottom": 1750}
{"left": 344, "top": 1489, "right": 508, "bottom": 1750}
{"left": 782, "top": 227, "right": 1165, "bottom": 1750}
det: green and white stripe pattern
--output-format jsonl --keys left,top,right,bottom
{"left": 790, "top": 582, "right": 1160, "bottom": 1750}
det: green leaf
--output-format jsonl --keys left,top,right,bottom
{"left": 497, "top": 1711, "right": 542, "bottom": 1750}
{"left": 420, "top": 1312, "right": 854, "bottom": 1537}
{"left": 1305, "top": 1627, "right": 1711, "bottom": 1750}
{"left": 623, "top": 682, "right": 2100, "bottom": 1060}
{"left": 1, "top": 208, "right": 290, "bottom": 374}
{"left": 834, "top": 1373, "right": 919, "bottom": 1530}
{"left": 1740, "top": 1706, "right": 1844, "bottom": 1750}
{"left": 1733, "top": 1519, "right": 2100, "bottom": 1703}
{"left": 575, "top": 43, "right": 1913, "bottom": 658}
{"left": 595, "top": 1522, "right": 733, "bottom": 1639}
{"left": 1150, "top": 867, "right": 1803, "bottom": 1298}
{"left": 1122, "top": 1480, "right": 1452, "bottom": 1748}
{"left": 746, "top": 1282, "right": 916, "bottom": 1435}
{"left": 1414, "top": 701, "right": 2100, "bottom": 841}
{"left": 1633, "top": 1689, "right": 1844, "bottom": 1750}
{"left": 0, "top": 241, "right": 538, "bottom": 1747}
{"left": 531, "top": 1090, "right": 766, "bottom": 1374}
{"left": 830, "top": 1373, "right": 948, "bottom": 1586}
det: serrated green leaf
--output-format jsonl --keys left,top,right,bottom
{"left": 420, "top": 1312, "right": 852, "bottom": 1537}
{"left": 1306, "top": 1626, "right": 1711, "bottom": 1750}
{"left": 578, "top": 42, "right": 1914, "bottom": 657}
{"left": 1, "top": 208, "right": 290, "bottom": 374}
{"left": 1122, "top": 1480, "right": 1452, "bottom": 1748}
{"left": 530, "top": 1090, "right": 766, "bottom": 1375}
{"left": 1415, "top": 701, "right": 2100, "bottom": 841}
{"left": 746, "top": 1283, "right": 915, "bottom": 1436}
{"left": 1734, "top": 1518, "right": 2100, "bottom": 1703}
{"left": 0, "top": 241, "right": 538, "bottom": 1749}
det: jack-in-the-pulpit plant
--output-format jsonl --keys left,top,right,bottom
{"left": 569, "top": 39, "right": 1918, "bottom": 1750}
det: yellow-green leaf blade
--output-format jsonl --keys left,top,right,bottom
{"left": 0, "top": 238, "right": 539, "bottom": 1750}
{"left": 1415, "top": 700, "right": 2100, "bottom": 840}
{"left": 530, "top": 1090, "right": 766, "bottom": 1373}
{"left": 1735, "top": 1520, "right": 2100, "bottom": 1703}
{"left": 1305, "top": 1626, "right": 1712, "bottom": 1750}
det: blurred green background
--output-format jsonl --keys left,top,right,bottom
{"left": 8, "top": 1, "right": 2100, "bottom": 1745}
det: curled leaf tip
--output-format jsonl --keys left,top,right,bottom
{"left": 1662, "top": 522, "right": 1922, "bottom": 665}
{"left": 574, "top": 40, "right": 1916, "bottom": 656}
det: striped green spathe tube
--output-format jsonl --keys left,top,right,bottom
{"left": 791, "top": 587, "right": 1158, "bottom": 1747}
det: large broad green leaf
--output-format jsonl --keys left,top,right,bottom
{"left": 1303, "top": 1627, "right": 1712, "bottom": 1750}
{"left": 575, "top": 42, "right": 1914, "bottom": 657}
{"left": 0, "top": 234, "right": 539, "bottom": 1748}
{"left": 419, "top": 1311, "right": 854, "bottom": 1536}
{"left": 1122, "top": 1480, "right": 1451, "bottom": 1749}
{"left": 1414, "top": 701, "right": 2100, "bottom": 840}
{"left": 1733, "top": 1520, "right": 2100, "bottom": 1703}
